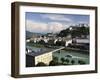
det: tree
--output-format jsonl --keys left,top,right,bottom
{"left": 57, "top": 28, "right": 70, "bottom": 37}
{"left": 49, "top": 60, "right": 58, "bottom": 66}
{"left": 71, "top": 28, "right": 79, "bottom": 38}
{"left": 56, "top": 40, "right": 65, "bottom": 46}
{"left": 56, "top": 41, "right": 62, "bottom": 46}
{"left": 60, "top": 57, "right": 65, "bottom": 64}
{"left": 57, "top": 25, "right": 89, "bottom": 38}
{"left": 78, "top": 60, "right": 86, "bottom": 64}
{"left": 53, "top": 56, "right": 58, "bottom": 62}
{"left": 71, "top": 60, "right": 75, "bottom": 65}
{"left": 65, "top": 58, "right": 69, "bottom": 64}
{"left": 36, "top": 62, "right": 47, "bottom": 66}
{"left": 38, "top": 40, "right": 45, "bottom": 45}
{"left": 71, "top": 25, "right": 89, "bottom": 38}
{"left": 48, "top": 40, "right": 54, "bottom": 46}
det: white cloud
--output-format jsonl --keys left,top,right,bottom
{"left": 41, "top": 14, "right": 72, "bottom": 22}
{"left": 26, "top": 20, "right": 65, "bottom": 33}
{"left": 26, "top": 20, "right": 48, "bottom": 33}
{"left": 48, "top": 22, "right": 64, "bottom": 33}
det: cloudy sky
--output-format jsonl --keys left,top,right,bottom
{"left": 26, "top": 12, "right": 89, "bottom": 34}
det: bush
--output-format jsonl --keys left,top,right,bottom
{"left": 60, "top": 57, "right": 65, "bottom": 64}
{"left": 56, "top": 41, "right": 65, "bottom": 46}
{"left": 36, "top": 62, "right": 47, "bottom": 66}
{"left": 38, "top": 40, "right": 45, "bottom": 45}
{"left": 78, "top": 60, "right": 86, "bottom": 64}
{"left": 71, "top": 60, "right": 75, "bottom": 64}
{"left": 65, "top": 59, "right": 69, "bottom": 63}
{"left": 49, "top": 60, "right": 59, "bottom": 66}
{"left": 53, "top": 56, "right": 58, "bottom": 62}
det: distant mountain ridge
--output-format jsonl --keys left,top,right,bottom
{"left": 26, "top": 31, "right": 33, "bottom": 39}
{"left": 26, "top": 31, "right": 43, "bottom": 39}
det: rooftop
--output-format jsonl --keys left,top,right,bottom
{"left": 26, "top": 46, "right": 64, "bottom": 57}
{"left": 26, "top": 48, "right": 53, "bottom": 57}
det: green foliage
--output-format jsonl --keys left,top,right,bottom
{"left": 36, "top": 62, "right": 47, "bottom": 66}
{"left": 57, "top": 28, "right": 70, "bottom": 37}
{"left": 60, "top": 57, "right": 65, "bottom": 64}
{"left": 47, "top": 40, "right": 55, "bottom": 46}
{"left": 56, "top": 41, "right": 65, "bottom": 46}
{"left": 71, "top": 60, "right": 75, "bottom": 64}
{"left": 58, "top": 25, "right": 89, "bottom": 38}
{"left": 49, "top": 56, "right": 59, "bottom": 66}
{"left": 65, "top": 58, "right": 69, "bottom": 63}
{"left": 78, "top": 60, "right": 86, "bottom": 64}
{"left": 53, "top": 56, "right": 58, "bottom": 62}
{"left": 38, "top": 40, "right": 45, "bottom": 44}
{"left": 49, "top": 60, "right": 59, "bottom": 66}
{"left": 71, "top": 26, "right": 89, "bottom": 38}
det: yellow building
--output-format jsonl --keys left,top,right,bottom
{"left": 35, "top": 52, "right": 52, "bottom": 65}
{"left": 26, "top": 50, "right": 53, "bottom": 67}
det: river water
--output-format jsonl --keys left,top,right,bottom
{"left": 53, "top": 50, "right": 89, "bottom": 64}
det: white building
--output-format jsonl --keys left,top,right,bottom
{"left": 65, "top": 40, "right": 72, "bottom": 46}
{"left": 26, "top": 39, "right": 30, "bottom": 42}
{"left": 76, "top": 39, "right": 89, "bottom": 44}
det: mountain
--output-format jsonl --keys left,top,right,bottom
{"left": 26, "top": 31, "right": 43, "bottom": 39}
{"left": 57, "top": 25, "right": 89, "bottom": 38}
{"left": 26, "top": 31, "right": 33, "bottom": 39}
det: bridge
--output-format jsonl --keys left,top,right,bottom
{"left": 26, "top": 39, "right": 72, "bottom": 55}
{"left": 51, "top": 47, "right": 65, "bottom": 53}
